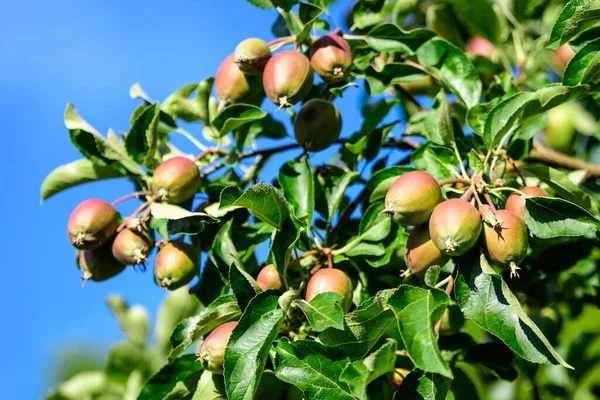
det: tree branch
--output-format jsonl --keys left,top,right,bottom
{"left": 527, "top": 141, "right": 600, "bottom": 180}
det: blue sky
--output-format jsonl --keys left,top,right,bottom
{"left": 1, "top": 1, "right": 399, "bottom": 398}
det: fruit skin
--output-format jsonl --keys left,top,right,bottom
{"left": 383, "top": 171, "right": 443, "bottom": 226}
{"left": 553, "top": 44, "right": 575, "bottom": 70}
{"left": 505, "top": 186, "right": 550, "bottom": 219}
{"left": 256, "top": 264, "right": 283, "bottom": 291}
{"left": 543, "top": 104, "right": 577, "bottom": 153}
{"left": 429, "top": 199, "right": 482, "bottom": 256}
{"left": 439, "top": 304, "right": 465, "bottom": 336}
{"left": 404, "top": 224, "right": 450, "bottom": 275}
{"left": 390, "top": 368, "right": 412, "bottom": 388}
{"left": 79, "top": 240, "right": 126, "bottom": 282}
{"left": 309, "top": 34, "right": 353, "bottom": 83}
{"left": 263, "top": 51, "right": 314, "bottom": 108}
{"left": 215, "top": 53, "right": 263, "bottom": 109}
{"left": 111, "top": 228, "right": 153, "bottom": 266}
{"left": 305, "top": 268, "right": 353, "bottom": 312}
{"left": 198, "top": 321, "right": 237, "bottom": 374}
{"left": 152, "top": 156, "right": 200, "bottom": 204}
{"left": 234, "top": 38, "right": 272, "bottom": 75}
{"left": 154, "top": 242, "right": 199, "bottom": 290}
{"left": 254, "top": 370, "right": 284, "bottom": 399}
{"left": 294, "top": 99, "right": 341, "bottom": 152}
{"left": 68, "top": 199, "right": 119, "bottom": 250}
{"left": 482, "top": 209, "right": 528, "bottom": 278}
{"left": 466, "top": 36, "right": 495, "bottom": 58}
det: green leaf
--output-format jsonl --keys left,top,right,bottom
{"left": 155, "top": 288, "right": 201, "bottom": 358}
{"left": 450, "top": 0, "right": 500, "bottom": 42}
{"left": 269, "top": 217, "right": 301, "bottom": 286}
{"left": 483, "top": 84, "right": 598, "bottom": 148}
{"left": 65, "top": 103, "right": 144, "bottom": 176}
{"left": 426, "top": 3, "right": 464, "bottom": 47}
{"left": 219, "top": 183, "right": 291, "bottom": 230}
{"left": 193, "top": 372, "right": 227, "bottom": 400}
{"left": 296, "top": 2, "right": 324, "bottom": 43}
{"left": 424, "top": 266, "right": 442, "bottom": 288}
{"left": 411, "top": 143, "right": 459, "bottom": 181}
{"left": 125, "top": 103, "right": 160, "bottom": 167}
{"left": 229, "top": 258, "right": 261, "bottom": 312}
{"left": 466, "top": 98, "right": 501, "bottom": 137}
{"left": 547, "top": 0, "right": 600, "bottom": 50}
{"left": 563, "top": 38, "right": 600, "bottom": 85}
{"left": 278, "top": 155, "right": 314, "bottom": 224}
{"left": 224, "top": 291, "right": 285, "bottom": 400}
{"left": 394, "top": 370, "right": 452, "bottom": 400}
{"left": 245, "top": 0, "right": 275, "bottom": 9}
{"left": 367, "top": 166, "right": 417, "bottom": 202}
{"left": 40, "top": 159, "right": 122, "bottom": 202}
{"left": 438, "top": 93, "right": 456, "bottom": 146}
{"left": 365, "top": 23, "right": 436, "bottom": 55}
{"left": 319, "top": 290, "right": 396, "bottom": 359}
{"left": 196, "top": 78, "right": 215, "bottom": 124}
{"left": 138, "top": 355, "right": 203, "bottom": 400}
{"left": 337, "top": 203, "right": 392, "bottom": 256}
{"left": 168, "top": 295, "right": 241, "bottom": 361}
{"left": 454, "top": 252, "right": 572, "bottom": 368}
{"left": 211, "top": 104, "right": 268, "bottom": 137}
{"left": 364, "top": 63, "right": 427, "bottom": 96}
{"left": 294, "top": 292, "right": 345, "bottom": 332}
{"left": 525, "top": 196, "right": 600, "bottom": 238}
{"left": 162, "top": 83, "right": 203, "bottom": 123}
{"left": 387, "top": 285, "right": 452, "bottom": 378}
{"left": 464, "top": 343, "right": 518, "bottom": 381}
{"left": 467, "top": 150, "right": 484, "bottom": 172}
{"left": 416, "top": 37, "right": 482, "bottom": 108}
{"left": 315, "top": 167, "right": 358, "bottom": 223}
{"left": 150, "top": 203, "right": 218, "bottom": 236}
{"left": 339, "top": 339, "right": 398, "bottom": 400}
{"left": 275, "top": 338, "right": 354, "bottom": 400}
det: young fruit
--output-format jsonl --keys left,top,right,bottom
{"left": 294, "top": 99, "right": 341, "bottom": 152}
{"left": 505, "top": 186, "right": 550, "bottom": 219}
{"left": 429, "top": 199, "right": 482, "bottom": 256}
{"left": 439, "top": 304, "right": 465, "bottom": 336}
{"left": 309, "top": 34, "right": 353, "bottom": 83}
{"left": 198, "top": 321, "right": 237, "bottom": 374}
{"left": 263, "top": 51, "right": 314, "bottom": 108}
{"left": 111, "top": 228, "right": 153, "bottom": 266}
{"left": 152, "top": 156, "right": 200, "bottom": 204}
{"left": 68, "top": 199, "right": 119, "bottom": 250}
{"left": 383, "top": 171, "right": 443, "bottom": 226}
{"left": 154, "top": 242, "right": 199, "bottom": 290}
{"left": 404, "top": 224, "right": 450, "bottom": 275}
{"left": 543, "top": 104, "right": 577, "bottom": 153}
{"left": 79, "top": 240, "right": 126, "bottom": 282}
{"left": 466, "top": 36, "right": 495, "bottom": 58}
{"left": 256, "top": 264, "right": 283, "bottom": 291}
{"left": 305, "top": 268, "right": 353, "bottom": 312}
{"left": 234, "top": 38, "right": 271, "bottom": 75}
{"left": 390, "top": 368, "right": 412, "bottom": 388}
{"left": 254, "top": 370, "right": 285, "bottom": 399}
{"left": 482, "top": 209, "right": 528, "bottom": 278}
{"left": 215, "top": 53, "right": 263, "bottom": 109}
{"left": 553, "top": 44, "right": 575, "bottom": 70}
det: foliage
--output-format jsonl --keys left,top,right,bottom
{"left": 43, "top": 0, "right": 600, "bottom": 399}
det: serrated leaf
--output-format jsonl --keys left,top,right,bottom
{"left": 219, "top": 182, "right": 291, "bottom": 230}
{"left": 454, "top": 252, "right": 572, "bottom": 368}
{"left": 364, "top": 63, "right": 427, "bottom": 96}
{"left": 211, "top": 104, "right": 268, "bottom": 137}
{"left": 196, "top": 77, "right": 215, "bottom": 124}
{"left": 269, "top": 217, "right": 301, "bottom": 284}
{"left": 275, "top": 338, "right": 354, "bottom": 400}
{"left": 40, "top": 159, "right": 122, "bottom": 202}
{"left": 450, "top": 0, "right": 500, "bottom": 43}
{"left": 137, "top": 355, "right": 202, "bottom": 400}
{"left": 193, "top": 372, "right": 227, "bottom": 400}
{"left": 394, "top": 370, "right": 452, "bottom": 400}
{"left": 417, "top": 37, "right": 482, "bottom": 108}
{"left": 126, "top": 103, "right": 160, "bottom": 167}
{"left": 245, "top": 0, "right": 275, "bottom": 9}
{"left": 525, "top": 196, "right": 600, "bottom": 238}
{"left": 319, "top": 290, "right": 396, "bottom": 359}
{"left": 168, "top": 295, "right": 241, "bottom": 361}
{"left": 411, "top": 143, "right": 459, "bottom": 181}
{"left": 150, "top": 203, "right": 217, "bottom": 236}
{"left": 296, "top": 2, "right": 324, "bottom": 43}
{"left": 425, "top": 266, "right": 442, "bottom": 288}
{"left": 387, "top": 285, "right": 452, "bottom": 378}
{"left": 547, "top": 0, "right": 600, "bottom": 50}
{"left": 294, "top": 292, "right": 345, "bottom": 332}
{"left": 365, "top": 23, "right": 436, "bottom": 55}
{"left": 224, "top": 291, "right": 285, "bottom": 400}
{"left": 438, "top": 93, "right": 456, "bottom": 146}
{"left": 316, "top": 168, "right": 358, "bottom": 223}
{"left": 229, "top": 258, "right": 261, "bottom": 312}
{"left": 278, "top": 155, "right": 314, "bottom": 224}
{"left": 467, "top": 150, "right": 484, "bottom": 172}
{"left": 563, "top": 38, "right": 600, "bottom": 85}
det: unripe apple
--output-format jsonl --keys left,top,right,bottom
{"left": 439, "top": 303, "right": 465, "bottom": 336}
{"left": 154, "top": 242, "right": 199, "bottom": 290}
{"left": 543, "top": 104, "right": 577, "bottom": 153}
{"left": 294, "top": 99, "right": 341, "bottom": 152}
{"left": 111, "top": 228, "right": 153, "bottom": 266}
{"left": 215, "top": 53, "right": 263, "bottom": 109}
{"left": 263, "top": 51, "right": 314, "bottom": 108}
{"left": 234, "top": 38, "right": 272, "bottom": 75}
{"left": 256, "top": 264, "right": 283, "bottom": 291}
{"left": 79, "top": 240, "right": 126, "bottom": 282}
{"left": 309, "top": 34, "right": 353, "bottom": 83}
{"left": 152, "top": 156, "right": 200, "bottom": 204}
{"left": 505, "top": 186, "right": 550, "bottom": 219}
{"left": 552, "top": 44, "right": 575, "bottom": 70}
{"left": 254, "top": 370, "right": 285, "bottom": 399}
{"left": 68, "top": 199, "right": 119, "bottom": 250}
{"left": 198, "top": 321, "right": 237, "bottom": 374}
{"left": 429, "top": 199, "right": 482, "bottom": 256}
{"left": 482, "top": 209, "right": 528, "bottom": 278}
{"left": 390, "top": 368, "right": 412, "bottom": 388}
{"left": 305, "top": 268, "right": 353, "bottom": 312}
{"left": 404, "top": 224, "right": 450, "bottom": 275}
{"left": 466, "top": 36, "right": 495, "bottom": 59}
{"left": 383, "top": 171, "right": 443, "bottom": 226}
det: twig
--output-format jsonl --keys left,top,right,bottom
{"left": 439, "top": 178, "right": 471, "bottom": 186}
{"left": 176, "top": 128, "right": 206, "bottom": 151}
{"left": 111, "top": 191, "right": 152, "bottom": 206}
{"left": 435, "top": 269, "right": 456, "bottom": 336}
{"left": 528, "top": 141, "right": 600, "bottom": 180}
